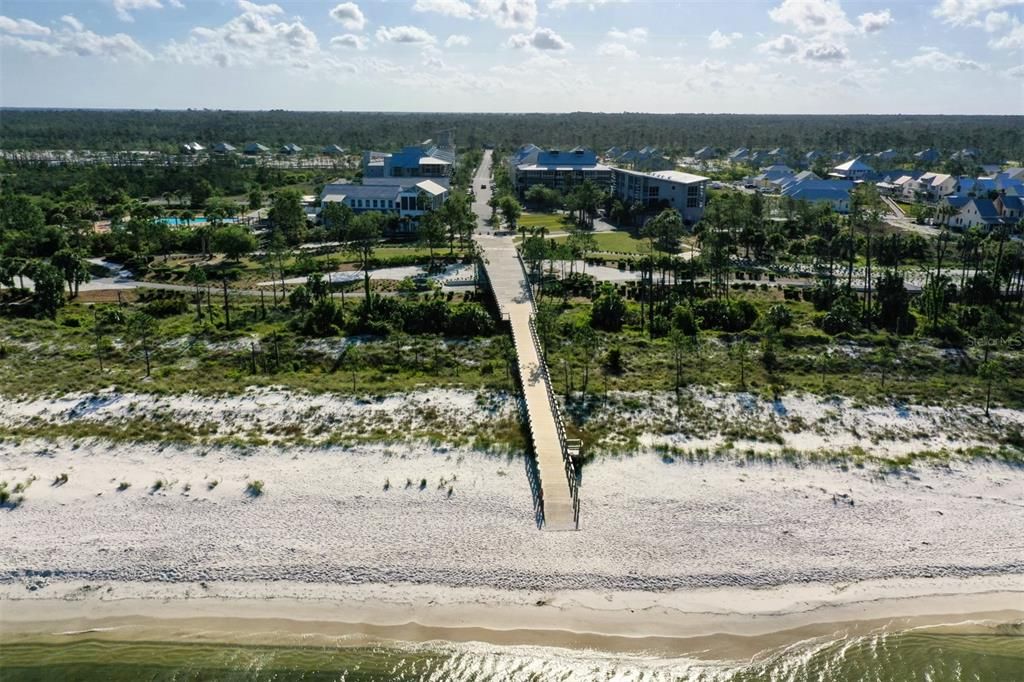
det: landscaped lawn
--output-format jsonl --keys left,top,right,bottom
{"left": 519, "top": 212, "right": 572, "bottom": 232}
{"left": 551, "top": 231, "right": 653, "bottom": 254}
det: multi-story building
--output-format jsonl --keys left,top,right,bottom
{"left": 611, "top": 168, "right": 709, "bottom": 224}
{"left": 511, "top": 146, "right": 613, "bottom": 195}
{"left": 363, "top": 145, "right": 452, "bottom": 179}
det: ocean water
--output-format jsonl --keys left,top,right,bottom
{"left": 3, "top": 623, "right": 1023, "bottom": 681}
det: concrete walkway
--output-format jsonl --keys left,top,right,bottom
{"left": 471, "top": 151, "right": 578, "bottom": 531}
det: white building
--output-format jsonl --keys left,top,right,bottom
{"left": 611, "top": 168, "right": 709, "bottom": 224}
{"left": 829, "top": 157, "right": 875, "bottom": 180}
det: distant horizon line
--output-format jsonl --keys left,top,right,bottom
{"left": 1, "top": 107, "right": 1020, "bottom": 118}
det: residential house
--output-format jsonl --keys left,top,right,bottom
{"left": 321, "top": 144, "right": 346, "bottom": 155}
{"left": 775, "top": 170, "right": 820, "bottom": 191}
{"left": 319, "top": 178, "right": 449, "bottom": 236}
{"left": 903, "top": 172, "right": 957, "bottom": 201}
{"left": 362, "top": 145, "right": 453, "bottom": 179}
{"left": 611, "top": 168, "right": 709, "bottom": 224}
{"left": 753, "top": 164, "right": 795, "bottom": 189}
{"left": 951, "top": 148, "right": 981, "bottom": 161}
{"left": 874, "top": 149, "right": 898, "bottom": 162}
{"left": 995, "top": 193, "right": 1023, "bottom": 222}
{"left": 951, "top": 198, "right": 1009, "bottom": 231}
{"left": 693, "top": 146, "right": 717, "bottom": 160}
{"left": 803, "top": 150, "right": 824, "bottom": 164}
{"left": 212, "top": 142, "right": 236, "bottom": 154}
{"left": 280, "top": 143, "right": 303, "bottom": 155}
{"left": 180, "top": 142, "right": 204, "bottom": 154}
{"left": 781, "top": 179, "right": 853, "bottom": 214}
{"left": 727, "top": 147, "right": 750, "bottom": 163}
{"left": 914, "top": 148, "right": 940, "bottom": 163}
{"left": 608, "top": 146, "right": 675, "bottom": 171}
{"left": 244, "top": 143, "right": 270, "bottom": 155}
{"left": 748, "top": 150, "right": 771, "bottom": 167}
{"left": 511, "top": 147, "right": 613, "bottom": 195}
{"left": 829, "top": 157, "right": 875, "bottom": 181}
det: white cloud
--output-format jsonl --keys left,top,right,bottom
{"left": 0, "top": 15, "right": 51, "bottom": 36}
{"left": 376, "top": 25, "right": 437, "bottom": 44}
{"left": 168, "top": 0, "right": 185, "bottom": 7}
{"left": 768, "top": 0, "right": 854, "bottom": 34}
{"left": 1, "top": 14, "right": 152, "bottom": 60}
{"left": 507, "top": 26, "right": 571, "bottom": 50}
{"left": 331, "top": 33, "right": 367, "bottom": 49}
{"left": 708, "top": 29, "right": 742, "bottom": 49}
{"left": 1007, "top": 63, "right": 1024, "bottom": 78}
{"left": 597, "top": 42, "right": 637, "bottom": 58}
{"left": 113, "top": 0, "right": 164, "bottom": 22}
{"left": 238, "top": 0, "right": 283, "bottom": 15}
{"left": 858, "top": 9, "right": 894, "bottom": 33}
{"left": 445, "top": 33, "right": 471, "bottom": 47}
{"left": 801, "top": 41, "right": 848, "bottom": 62}
{"left": 329, "top": 2, "right": 366, "bottom": 31}
{"left": 989, "top": 16, "right": 1024, "bottom": 47}
{"left": 478, "top": 0, "right": 536, "bottom": 29}
{"left": 758, "top": 33, "right": 801, "bottom": 55}
{"left": 898, "top": 46, "right": 986, "bottom": 71}
{"left": 163, "top": 4, "right": 318, "bottom": 68}
{"left": 549, "top": 0, "right": 620, "bottom": 8}
{"left": 61, "top": 15, "right": 84, "bottom": 31}
{"left": 607, "top": 27, "right": 646, "bottom": 42}
{"left": 698, "top": 58, "right": 726, "bottom": 73}
{"left": 413, "top": 0, "right": 475, "bottom": 19}
{"left": 983, "top": 10, "right": 1011, "bottom": 30}
{"left": 933, "top": 0, "right": 1024, "bottom": 26}
{"left": 0, "top": 34, "right": 61, "bottom": 56}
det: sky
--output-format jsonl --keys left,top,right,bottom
{"left": 0, "top": 0, "right": 1022, "bottom": 114}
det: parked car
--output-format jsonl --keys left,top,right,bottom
{"left": 480, "top": 183, "right": 487, "bottom": 189}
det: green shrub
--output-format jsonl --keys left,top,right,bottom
{"left": 245, "top": 479, "right": 264, "bottom": 496}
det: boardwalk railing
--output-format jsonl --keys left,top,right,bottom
{"left": 528, "top": 317, "right": 580, "bottom": 528}
{"left": 517, "top": 249, "right": 580, "bottom": 529}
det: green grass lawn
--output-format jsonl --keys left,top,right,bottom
{"left": 551, "top": 231, "right": 655, "bottom": 255}
{"left": 519, "top": 212, "right": 572, "bottom": 232}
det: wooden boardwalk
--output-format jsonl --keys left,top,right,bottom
{"left": 470, "top": 151, "right": 579, "bottom": 531}
{"left": 476, "top": 237, "right": 579, "bottom": 531}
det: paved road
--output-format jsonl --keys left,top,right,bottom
{"left": 472, "top": 151, "right": 578, "bottom": 532}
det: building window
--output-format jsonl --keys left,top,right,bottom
{"left": 686, "top": 198, "right": 699, "bottom": 208}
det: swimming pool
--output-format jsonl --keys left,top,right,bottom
{"left": 157, "top": 216, "right": 239, "bottom": 226}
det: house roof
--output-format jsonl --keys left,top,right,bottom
{"left": 964, "top": 198, "right": 1001, "bottom": 221}
{"left": 244, "top": 143, "right": 269, "bottom": 153}
{"left": 362, "top": 176, "right": 451, "bottom": 189}
{"left": 832, "top": 157, "right": 874, "bottom": 173}
{"left": 414, "top": 180, "right": 447, "bottom": 196}
{"left": 321, "top": 184, "right": 400, "bottom": 202}
{"left": 786, "top": 186, "right": 851, "bottom": 202}
{"left": 281, "top": 143, "right": 302, "bottom": 153}
{"left": 322, "top": 144, "right": 345, "bottom": 153}
{"left": 943, "top": 195, "right": 972, "bottom": 209}
{"left": 999, "top": 195, "right": 1023, "bottom": 211}
{"left": 613, "top": 168, "right": 708, "bottom": 184}
{"left": 213, "top": 142, "right": 236, "bottom": 152}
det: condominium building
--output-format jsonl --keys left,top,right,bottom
{"left": 611, "top": 168, "right": 709, "bottom": 224}
{"left": 511, "top": 146, "right": 613, "bottom": 195}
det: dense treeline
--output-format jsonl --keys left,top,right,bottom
{"left": 3, "top": 110, "right": 1023, "bottom": 161}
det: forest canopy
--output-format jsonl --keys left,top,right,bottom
{"left": 2, "top": 110, "right": 1022, "bottom": 161}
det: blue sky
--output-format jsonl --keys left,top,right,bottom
{"left": 1, "top": 0, "right": 1022, "bottom": 113}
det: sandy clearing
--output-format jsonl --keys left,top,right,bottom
{"left": 1, "top": 438, "right": 1022, "bottom": 596}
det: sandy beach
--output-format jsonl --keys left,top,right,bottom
{"left": 1, "top": 388, "right": 1022, "bottom": 655}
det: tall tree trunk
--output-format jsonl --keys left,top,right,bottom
{"left": 222, "top": 278, "right": 230, "bottom": 329}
